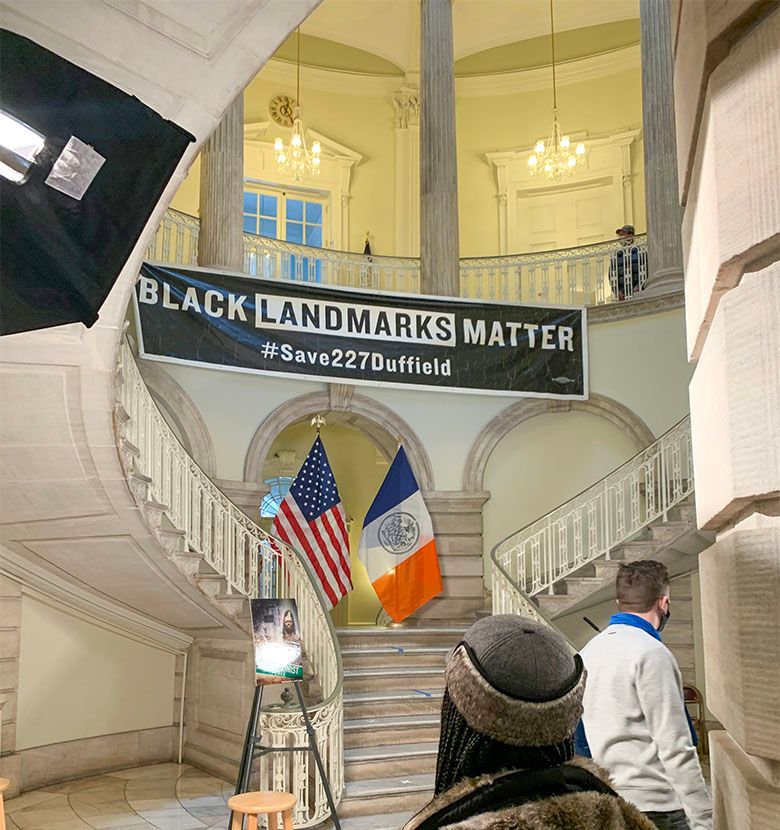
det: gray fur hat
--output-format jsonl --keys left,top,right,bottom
{"left": 445, "top": 615, "right": 585, "bottom": 747}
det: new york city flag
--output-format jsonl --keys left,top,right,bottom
{"left": 358, "top": 446, "right": 442, "bottom": 621}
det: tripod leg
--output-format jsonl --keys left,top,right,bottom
{"left": 293, "top": 682, "right": 341, "bottom": 830}
{"left": 229, "top": 684, "right": 264, "bottom": 830}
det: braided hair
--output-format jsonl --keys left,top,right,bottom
{"left": 434, "top": 688, "right": 574, "bottom": 795}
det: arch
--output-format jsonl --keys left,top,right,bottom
{"left": 243, "top": 388, "right": 435, "bottom": 490}
{"left": 138, "top": 359, "right": 218, "bottom": 478}
{"left": 463, "top": 393, "right": 655, "bottom": 492}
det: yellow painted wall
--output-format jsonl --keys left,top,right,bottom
{"left": 265, "top": 422, "right": 387, "bottom": 625}
{"left": 16, "top": 596, "right": 175, "bottom": 750}
{"left": 457, "top": 67, "right": 645, "bottom": 256}
{"left": 169, "top": 65, "right": 643, "bottom": 257}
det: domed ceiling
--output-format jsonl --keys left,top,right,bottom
{"left": 273, "top": 0, "right": 640, "bottom": 77}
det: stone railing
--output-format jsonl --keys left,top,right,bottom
{"left": 116, "top": 341, "right": 343, "bottom": 826}
{"left": 147, "top": 208, "right": 649, "bottom": 306}
{"left": 491, "top": 417, "right": 693, "bottom": 619}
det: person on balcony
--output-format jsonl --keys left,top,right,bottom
{"left": 403, "top": 615, "right": 655, "bottom": 830}
{"left": 578, "top": 561, "right": 712, "bottom": 830}
{"left": 609, "top": 224, "right": 642, "bottom": 300}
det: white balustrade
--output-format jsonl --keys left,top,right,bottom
{"left": 491, "top": 417, "right": 693, "bottom": 616}
{"left": 117, "top": 341, "right": 343, "bottom": 827}
{"left": 148, "top": 208, "right": 648, "bottom": 305}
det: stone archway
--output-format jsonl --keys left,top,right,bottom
{"left": 463, "top": 392, "right": 655, "bottom": 492}
{"left": 138, "top": 359, "right": 218, "bottom": 478}
{"left": 243, "top": 384, "right": 435, "bottom": 491}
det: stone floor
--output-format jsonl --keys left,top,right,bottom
{"left": 4, "top": 763, "right": 233, "bottom": 830}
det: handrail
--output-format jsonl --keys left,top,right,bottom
{"left": 490, "top": 416, "right": 693, "bottom": 620}
{"left": 148, "top": 207, "right": 649, "bottom": 306}
{"left": 116, "top": 340, "right": 343, "bottom": 826}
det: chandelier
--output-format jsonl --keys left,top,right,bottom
{"left": 274, "top": 28, "right": 321, "bottom": 182}
{"left": 528, "top": 0, "right": 586, "bottom": 180}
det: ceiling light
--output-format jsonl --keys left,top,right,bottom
{"left": 528, "top": 0, "right": 587, "bottom": 181}
{"left": 0, "top": 110, "right": 45, "bottom": 183}
{"left": 274, "top": 29, "right": 321, "bottom": 182}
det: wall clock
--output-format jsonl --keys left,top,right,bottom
{"left": 269, "top": 94, "right": 296, "bottom": 128}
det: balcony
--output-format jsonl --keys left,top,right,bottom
{"left": 147, "top": 208, "right": 650, "bottom": 307}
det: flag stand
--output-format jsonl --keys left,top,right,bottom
{"left": 229, "top": 681, "right": 342, "bottom": 830}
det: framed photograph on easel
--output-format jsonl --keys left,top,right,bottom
{"left": 250, "top": 598, "right": 303, "bottom": 683}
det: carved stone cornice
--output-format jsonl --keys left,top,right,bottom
{"left": 588, "top": 290, "right": 685, "bottom": 324}
{"left": 393, "top": 86, "right": 420, "bottom": 129}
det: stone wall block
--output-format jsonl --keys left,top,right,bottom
{"left": 710, "top": 731, "right": 780, "bottom": 828}
{"left": 699, "top": 528, "right": 780, "bottom": 760}
{"left": 673, "top": 0, "right": 775, "bottom": 203}
{"left": 681, "top": 10, "right": 780, "bottom": 358}
{"left": 690, "top": 269, "right": 780, "bottom": 529}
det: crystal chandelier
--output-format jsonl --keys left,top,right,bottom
{"left": 528, "top": 0, "right": 586, "bottom": 180}
{"left": 274, "top": 28, "right": 320, "bottom": 182}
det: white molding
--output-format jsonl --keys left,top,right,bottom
{"left": 486, "top": 128, "right": 642, "bottom": 255}
{"left": 0, "top": 545, "right": 192, "bottom": 653}
{"left": 456, "top": 45, "right": 641, "bottom": 97}
{"left": 243, "top": 121, "right": 363, "bottom": 250}
{"left": 258, "top": 44, "right": 639, "bottom": 99}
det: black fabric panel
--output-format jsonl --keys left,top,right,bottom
{"left": 0, "top": 29, "right": 194, "bottom": 335}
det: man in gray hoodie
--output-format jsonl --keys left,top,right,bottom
{"left": 579, "top": 561, "right": 712, "bottom": 830}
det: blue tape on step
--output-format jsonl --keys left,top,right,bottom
{"left": 412, "top": 689, "right": 433, "bottom": 697}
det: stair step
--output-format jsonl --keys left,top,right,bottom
{"left": 321, "top": 812, "right": 416, "bottom": 830}
{"left": 339, "top": 773, "right": 434, "bottom": 818}
{"left": 344, "top": 666, "right": 444, "bottom": 693}
{"left": 554, "top": 576, "right": 603, "bottom": 597}
{"left": 612, "top": 540, "right": 659, "bottom": 561}
{"left": 338, "top": 626, "right": 466, "bottom": 650}
{"left": 649, "top": 521, "right": 688, "bottom": 543}
{"left": 344, "top": 688, "right": 444, "bottom": 719}
{"left": 344, "top": 714, "right": 440, "bottom": 749}
{"left": 341, "top": 646, "right": 451, "bottom": 669}
{"left": 345, "top": 741, "right": 438, "bottom": 781}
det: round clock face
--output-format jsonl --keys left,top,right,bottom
{"left": 269, "top": 94, "right": 296, "bottom": 127}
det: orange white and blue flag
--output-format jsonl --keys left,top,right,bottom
{"left": 358, "top": 446, "right": 442, "bottom": 622}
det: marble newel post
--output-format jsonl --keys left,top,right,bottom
{"left": 420, "top": 0, "right": 460, "bottom": 297}
{"left": 639, "top": 0, "right": 685, "bottom": 296}
{"left": 198, "top": 96, "right": 244, "bottom": 271}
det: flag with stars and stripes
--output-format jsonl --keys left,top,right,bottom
{"left": 270, "top": 435, "right": 352, "bottom": 608}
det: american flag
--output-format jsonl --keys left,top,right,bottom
{"left": 271, "top": 435, "right": 352, "bottom": 607}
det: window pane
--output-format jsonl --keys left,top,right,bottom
{"left": 243, "top": 215, "right": 257, "bottom": 234}
{"left": 286, "top": 199, "right": 303, "bottom": 221}
{"left": 305, "top": 201, "right": 322, "bottom": 223}
{"left": 286, "top": 222, "right": 303, "bottom": 244}
{"left": 260, "top": 194, "right": 277, "bottom": 218}
{"left": 243, "top": 192, "right": 257, "bottom": 214}
{"left": 305, "top": 224, "right": 322, "bottom": 247}
{"left": 260, "top": 218, "right": 277, "bottom": 238}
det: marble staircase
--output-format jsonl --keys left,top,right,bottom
{"left": 332, "top": 626, "right": 466, "bottom": 828}
{"left": 532, "top": 496, "right": 712, "bottom": 685}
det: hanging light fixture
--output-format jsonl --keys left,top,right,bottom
{"left": 274, "top": 28, "right": 321, "bottom": 182}
{"left": 528, "top": 0, "right": 586, "bottom": 180}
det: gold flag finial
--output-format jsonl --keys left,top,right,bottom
{"left": 310, "top": 414, "right": 326, "bottom": 434}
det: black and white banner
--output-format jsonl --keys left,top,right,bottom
{"left": 134, "top": 263, "right": 588, "bottom": 399}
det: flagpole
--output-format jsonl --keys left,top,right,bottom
{"left": 311, "top": 414, "right": 326, "bottom": 434}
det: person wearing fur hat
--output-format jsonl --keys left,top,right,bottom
{"left": 403, "top": 615, "right": 655, "bottom": 830}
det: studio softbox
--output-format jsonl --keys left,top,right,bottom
{"left": 0, "top": 29, "right": 194, "bottom": 336}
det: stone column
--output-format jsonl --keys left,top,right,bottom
{"left": 197, "top": 96, "right": 244, "bottom": 271}
{"left": 420, "top": 0, "right": 459, "bottom": 296}
{"left": 393, "top": 87, "right": 421, "bottom": 257}
{"left": 672, "top": 3, "right": 780, "bottom": 827}
{"left": 639, "top": 0, "right": 684, "bottom": 296}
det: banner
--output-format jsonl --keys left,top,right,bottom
{"left": 134, "top": 263, "right": 588, "bottom": 399}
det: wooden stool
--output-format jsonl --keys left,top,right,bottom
{"left": 0, "top": 777, "right": 9, "bottom": 830}
{"left": 228, "top": 790, "right": 296, "bottom": 830}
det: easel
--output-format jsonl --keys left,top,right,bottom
{"left": 229, "top": 681, "right": 342, "bottom": 830}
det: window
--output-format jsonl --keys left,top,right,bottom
{"left": 260, "top": 476, "right": 294, "bottom": 519}
{"left": 243, "top": 188, "right": 325, "bottom": 282}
